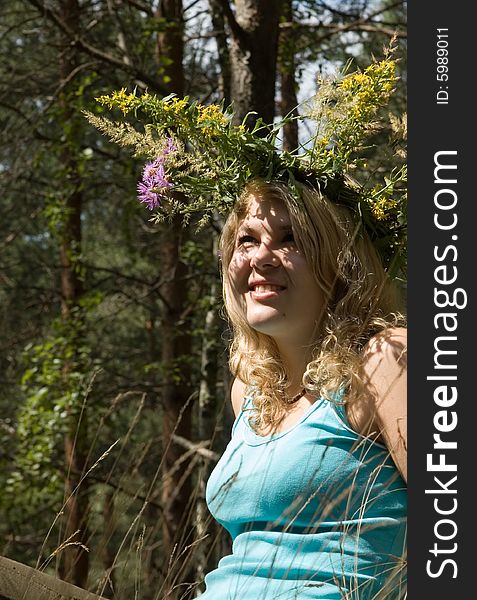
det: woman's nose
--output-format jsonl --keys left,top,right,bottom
{"left": 249, "top": 242, "right": 280, "bottom": 269}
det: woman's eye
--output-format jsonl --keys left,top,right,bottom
{"left": 237, "top": 235, "right": 257, "bottom": 247}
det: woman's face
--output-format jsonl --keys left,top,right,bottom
{"left": 227, "top": 195, "right": 326, "bottom": 345}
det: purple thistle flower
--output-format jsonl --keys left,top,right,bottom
{"left": 137, "top": 142, "right": 175, "bottom": 209}
{"left": 164, "top": 136, "right": 177, "bottom": 156}
{"left": 143, "top": 158, "right": 163, "bottom": 181}
{"left": 137, "top": 181, "right": 162, "bottom": 210}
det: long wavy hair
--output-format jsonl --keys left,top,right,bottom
{"left": 220, "top": 179, "right": 406, "bottom": 432}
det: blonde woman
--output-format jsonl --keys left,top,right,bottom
{"left": 202, "top": 179, "right": 407, "bottom": 599}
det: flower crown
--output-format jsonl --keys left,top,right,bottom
{"left": 85, "top": 50, "right": 406, "bottom": 275}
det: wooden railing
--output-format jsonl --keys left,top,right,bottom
{"left": 0, "top": 556, "right": 108, "bottom": 600}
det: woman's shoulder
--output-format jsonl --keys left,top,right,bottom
{"left": 358, "top": 326, "right": 407, "bottom": 407}
{"left": 230, "top": 377, "right": 249, "bottom": 417}
{"left": 361, "top": 327, "right": 407, "bottom": 379}
{"left": 361, "top": 326, "right": 407, "bottom": 369}
{"left": 358, "top": 326, "right": 407, "bottom": 480}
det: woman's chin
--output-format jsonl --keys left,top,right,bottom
{"left": 247, "top": 310, "right": 286, "bottom": 337}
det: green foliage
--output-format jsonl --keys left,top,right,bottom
{"left": 3, "top": 312, "right": 97, "bottom": 519}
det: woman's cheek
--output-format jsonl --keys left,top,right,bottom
{"left": 228, "top": 252, "right": 250, "bottom": 290}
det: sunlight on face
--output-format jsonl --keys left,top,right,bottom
{"left": 228, "top": 196, "right": 326, "bottom": 346}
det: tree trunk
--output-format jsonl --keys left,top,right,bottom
{"left": 279, "top": 0, "right": 299, "bottom": 152}
{"left": 156, "top": 0, "right": 185, "bottom": 94}
{"left": 229, "top": 0, "right": 281, "bottom": 127}
{"left": 155, "top": 6, "right": 195, "bottom": 596}
{"left": 209, "top": 0, "right": 231, "bottom": 105}
{"left": 99, "top": 490, "right": 116, "bottom": 598}
{"left": 57, "top": 0, "right": 89, "bottom": 588}
{"left": 159, "top": 217, "right": 194, "bottom": 599}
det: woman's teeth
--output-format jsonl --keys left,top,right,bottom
{"left": 253, "top": 285, "right": 283, "bottom": 292}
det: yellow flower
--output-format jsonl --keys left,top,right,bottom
{"left": 339, "top": 59, "right": 396, "bottom": 122}
{"left": 197, "top": 104, "right": 228, "bottom": 126}
{"left": 162, "top": 97, "right": 188, "bottom": 114}
{"left": 370, "top": 196, "right": 398, "bottom": 220}
{"left": 96, "top": 88, "right": 138, "bottom": 114}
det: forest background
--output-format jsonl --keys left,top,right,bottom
{"left": 0, "top": 1, "right": 407, "bottom": 599}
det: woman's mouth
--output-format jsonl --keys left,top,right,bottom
{"left": 249, "top": 283, "right": 286, "bottom": 300}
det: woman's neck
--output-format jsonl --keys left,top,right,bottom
{"left": 274, "top": 339, "right": 312, "bottom": 396}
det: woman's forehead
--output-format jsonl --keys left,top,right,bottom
{"left": 238, "top": 195, "right": 291, "bottom": 227}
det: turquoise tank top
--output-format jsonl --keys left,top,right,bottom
{"left": 202, "top": 391, "right": 407, "bottom": 599}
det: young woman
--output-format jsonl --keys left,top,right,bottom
{"left": 202, "top": 179, "right": 407, "bottom": 599}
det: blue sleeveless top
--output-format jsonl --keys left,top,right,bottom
{"left": 202, "top": 391, "right": 407, "bottom": 599}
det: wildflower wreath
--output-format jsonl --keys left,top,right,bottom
{"left": 85, "top": 49, "right": 407, "bottom": 275}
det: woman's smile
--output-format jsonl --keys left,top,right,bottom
{"left": 249, "top": 279, "right": 287, "bottom": 301}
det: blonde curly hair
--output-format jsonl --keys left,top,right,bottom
{"left": 220, "top": 179, "right": 405, "bottom": 433}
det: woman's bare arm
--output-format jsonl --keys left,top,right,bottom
{"left": 360, "top": 327, "right": 408, "bottom": 482}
